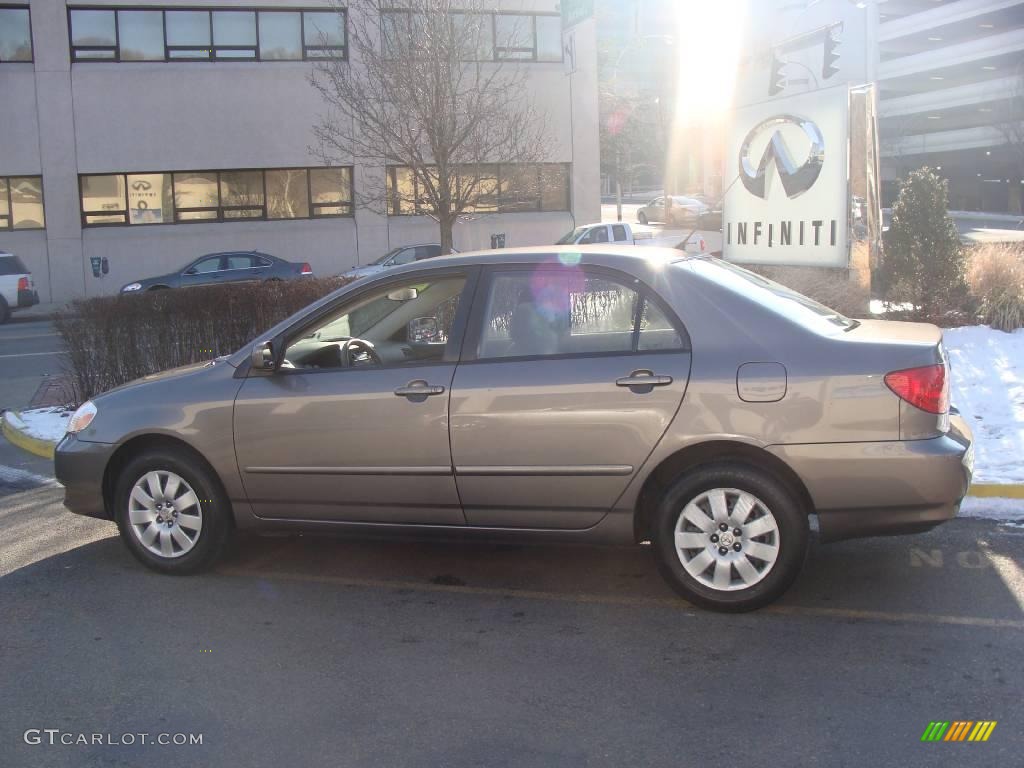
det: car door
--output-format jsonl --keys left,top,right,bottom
{"left": 449, "top": 264, "right": 692, "bottom": 530}
{"left": 222, "top": 253, "right": 258, "bottom": 283}
{"left": 647, "top": 198, "right": 662, "bottom": 222}
{"left": 233, "top": 267, "right": 478, "bottom": 524}
{"left": 181, "top": 255, "right": 225, "bottom": 287}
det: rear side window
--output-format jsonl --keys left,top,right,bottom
{"left": 477, "top": 269, "right": 687, "bottom": 360}
{"left": 226, "top": 255, "right": 255, "bottom": 269}
{"left": 415, "top": 245, "right": 440, "bottom": 260}
{"left": 612, "top": 224, "right": 628, "bottom": 242}
{"left": 0, "top": 255, "right": 29, "bottom": 275}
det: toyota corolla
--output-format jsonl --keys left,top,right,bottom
{"left": 55, "top": 247, "right": 973, "bottom": 612}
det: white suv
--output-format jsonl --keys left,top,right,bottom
{"left": 0, "top": 252, "right": 39, "bottom": 324}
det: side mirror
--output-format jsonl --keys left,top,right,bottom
{"left": 251, "top": 340, "right": 277, "bottom": 371}
{"left": 408, "top": 316, "right": 441, "bottom": 344}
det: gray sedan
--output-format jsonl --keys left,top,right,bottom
{"left": 120, "top": 250, "right": 312, "bottom": 293}
{"left": 56, "top": 247, "right": 973, "bottom": 612}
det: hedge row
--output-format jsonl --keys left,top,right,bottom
{"left": 54, "top": 278, "right": 351, "bottom": 403}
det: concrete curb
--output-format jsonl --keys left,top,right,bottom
{"left": 1, "top": 411, "right": 57, "bottom": 460}
{"left": 967, "top": 483, "right": 1024, "bottom": 500}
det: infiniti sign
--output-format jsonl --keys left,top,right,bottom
{"left": 739, "top": 115, "right": 824, "bottom": 199}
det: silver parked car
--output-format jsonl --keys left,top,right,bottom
{"left": 637, "top": 195, "right": 710, "bottom": 226}
{"left": 55, "top": 247, "right": 973, "bottom": 611}
{"left": 342, "top": 243, "right": 453, "bottom": 280}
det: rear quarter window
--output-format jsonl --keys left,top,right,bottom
{"left": 0, "top": 255, "right": 29, "bottom": 275}
{"left": 686, "top": 259, "right": 858, "bottom": 335}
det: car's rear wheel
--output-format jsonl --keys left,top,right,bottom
{"left": 638, "top": 212, "right": 648, "bottom": 225}
{"left": 114, "top": 448, "right": 232, "bottom": 574}
{"left": 652, "top": 463, "right": 808, "bottom": 612}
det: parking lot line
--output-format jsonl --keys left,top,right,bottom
{"left": 219, "top": 567, "right": 1024, "bottom": 630}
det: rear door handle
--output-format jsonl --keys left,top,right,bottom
{"left": 394, "top": 380, "right": 446, "bottom": 397}
{"left": 616, "top": 370, "right": 673, "bottom": 388}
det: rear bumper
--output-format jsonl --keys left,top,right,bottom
{"left": 16, "top": 288, "right": 39, "bottom": 308}
{"left": 768, "top": 414, "right": 973, "bottom": 542}
{"left": 54, "top": 434, "right": 115, "bottom": 520}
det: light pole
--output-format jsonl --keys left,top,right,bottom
{"left": 609, "top": 34, "right": 674, "bottom": 222}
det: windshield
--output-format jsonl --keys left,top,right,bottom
{"left": 370, "top": 248, "right": 403, "bottom": 266}
{"left": 556, "top": 227, "right": 586, "bottom": 245}
{"left": 697, "top": 259, "right": 860, "bottom": 331}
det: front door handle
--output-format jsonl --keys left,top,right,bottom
{"left": 616, "top": 370, "right": 673, "bottom": 388}
{"left": 394, "top": 380, "right": 446, "bottom": 398}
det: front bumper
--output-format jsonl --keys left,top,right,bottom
{"left": 54, "top": 434, "right": 116, "bottom": 520}
{"left": 17, "top": 288, "right": 39, "bottom": 308}
{"left": 768, "top": 414, "right": 974, "bottom": 542}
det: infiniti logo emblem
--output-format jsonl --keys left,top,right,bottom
{"left": 739, "top": 115, "right": 824, "bottom": 199}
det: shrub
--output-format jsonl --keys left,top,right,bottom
{"left": 747, "top": 265, "right": 869, "bottom": 318}
{"left": 54, "top": 278, "right": 351, "bottom": 402}
{"left": 967, "top": 243, "right": 1024, "bottom": 332}
{"left": 877, "top": 167, "right": 967, "bottom": 322}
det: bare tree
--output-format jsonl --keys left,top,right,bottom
{"left": 310, "top": 0, "right": 551, "bottom": 253}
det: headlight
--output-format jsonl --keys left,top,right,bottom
{"left": 122, "top": 283, "right": 142, "bottom": 292}
{"left": 66, "top": 401, "right": 97, "bottom": 435}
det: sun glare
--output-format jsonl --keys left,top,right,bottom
{"left": 673, "top": 0, "right": 747, "bottom": 121}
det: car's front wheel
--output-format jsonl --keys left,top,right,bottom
{"left": 0, "top": 296, "right": 10, "bottom": 324}
{"left": 652, "top": 463, "right": 808, "bottom": 612}
{"left": 638, "top": 211, "right": 648, "bottom": 225}
{"left": 114, "top": 448, "right": 232, "bottom": 574}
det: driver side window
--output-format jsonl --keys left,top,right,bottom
{"left": 282, "top": 275, "right": 467, "bottom": 371}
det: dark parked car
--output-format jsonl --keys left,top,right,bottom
{"left": 58, "top": 247, "right": 973, "bottom": 612}
{"left": 120, "top": 251, "right": 312, "bottom": 293}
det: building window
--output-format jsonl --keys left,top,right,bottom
{"left": 381, "top": 10, "right": 560, "bottom": 63}
{"left": 0, "top": 175, "right": 45, "bottom": 229}
{"left": 309, "top": 167, "right": 353, "bottom": 216}
{"left": 79, "top": 168, "right": 353, "bottom": 227}
{"left": 303, "top": 11, "right": 346, "bottom": 58}
{"left": 69, "top": 7, "right": 347, "bottom": 63}
{"left": 259, "top": 11, "right": 302, "bottom": 61}
{"left": 387, "top": 164, "right": 570, "bottom": 216}
{"left": 119, "top": 11, "right": 164, "bottom": 61}
{"left": 0, "top": 5, "right": 32, "bottom": 62}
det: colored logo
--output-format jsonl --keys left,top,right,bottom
{"left": 739, "top": 116, "right": 824, "bottom": 200}
{"left": 921, "top": 721, "right": 997, "bottom": 742}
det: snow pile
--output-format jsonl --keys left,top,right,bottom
{"left": 3, "top": 407, "right": 72, "bottom": 443}
{"left": 943, "top": 326, "right": 1024, "bottom": 484}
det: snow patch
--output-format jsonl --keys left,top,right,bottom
{"left": 959, "top": 496, "right": 1024, "bottom": 524}
{"left": 943, "top": 326, "right": 1024, "bottom": 484}
{"left": 4, "top": 406, "right": 73, "bottom": 444}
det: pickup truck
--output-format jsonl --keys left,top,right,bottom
{"left": 0, "top": 251, "right": 39, "bottom": 323}
{"left": 555, "top": 222, "right": 707, "bottom": 253}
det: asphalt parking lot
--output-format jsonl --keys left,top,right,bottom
{"left": 0, "top": 470, "right": 1021, "bottom": 768}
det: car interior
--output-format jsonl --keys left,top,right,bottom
{"left": 282, "top": 277, "right": 466, "bottom": 370}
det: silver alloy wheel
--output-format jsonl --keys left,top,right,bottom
{"left": 128, "top": 470, "right": 203, "bottom": 559}
{"left": 673, "top": 488, "right": 780, "bottom": 592}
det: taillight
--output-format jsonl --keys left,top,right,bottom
{"left": 300, "top": 263, "right": 313, "bottom": 275}
{"left": 884, "top": 364, "right": 949, "bottom": 414}
{"left": 17, "top": 277, "right": 29, "bottom": 291}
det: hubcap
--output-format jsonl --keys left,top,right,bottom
{"left": 673, "top": 488, "right": 780, "bottom": 592}
{"left": 127, "top": 470, "right": 203, "bottom": 559}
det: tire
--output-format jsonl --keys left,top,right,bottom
{"left": 114, "top": 448, "right": 232, "bottom": 574}
{"left": 651, "top": 462, "right": 808, "bottom": 612}
{"left": 638, "top": 212, "right": 648, "bottom": 225}
{"left": 0, "top": 296, "right": 9, "bottom": 324}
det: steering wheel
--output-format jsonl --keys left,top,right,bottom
{"left": 339, "top": 338, "right": 383, "bottom": 368}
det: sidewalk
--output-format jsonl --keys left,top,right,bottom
{"left": 9, "top": 302, "right": 67, "bottom": 323}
